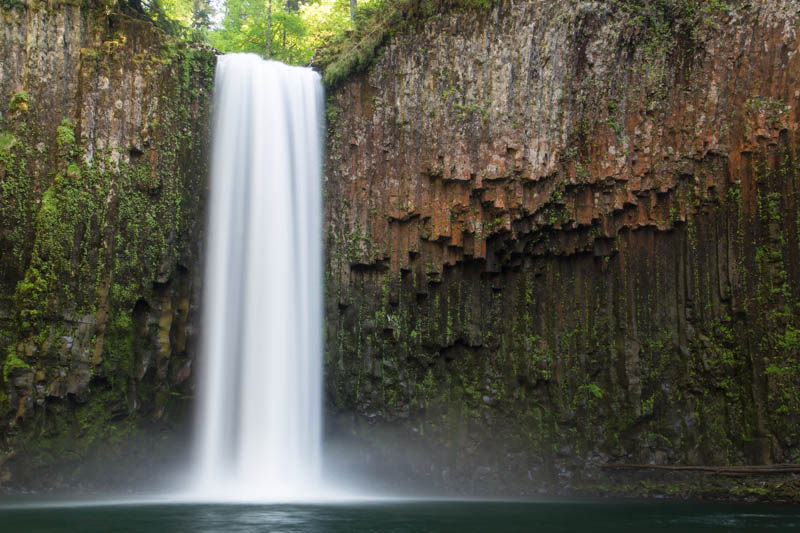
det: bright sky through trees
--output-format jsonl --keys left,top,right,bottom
{"left": 160, "top": 0, "right": 367, "bottom": 65}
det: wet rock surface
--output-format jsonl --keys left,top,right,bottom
{"left": 324, "top": 0, "right": 800, "bottom": 500}
{"left": 0, "top": 1, "right": 214, "bottom": 490}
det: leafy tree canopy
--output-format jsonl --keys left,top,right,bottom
{"left": 129, "top": 0, "right": 496, "bottom": 82}
{"left": 152, "top": 0, "right": 359, "bottom": 65}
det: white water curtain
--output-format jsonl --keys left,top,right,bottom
{"left": 194, "top": 53, "right": 324, "bottom": 501}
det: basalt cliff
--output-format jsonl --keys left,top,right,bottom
{"left": 0, "top": 1, "right": 214, "bottom": 488}
{"left": 323, "top": 0, "right": 800, "bottom": 500}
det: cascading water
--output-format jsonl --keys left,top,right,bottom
{"left": 192, "top": 53, "right": 325, "bottom": 501}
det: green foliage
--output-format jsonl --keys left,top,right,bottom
{"left": 159, "top": 0, "right": 197, "bottom": 27}
{"left": 209, "top": 0, "right": 311, "bottom": 63}
{"left": 1, "top": 0, "right": 24, "bottom": 10}
{"left": 14, "top": 266, "right": 48, "bottom": 329}
{"left": 8, "top": 91, "right": 29, "bottom": 115}
{"left": 745, "top": 95, "right": 789, "bottom": 128}
{"left": 581, "top": 383, "right": 604, "bottom": 399}
{"left": 0, "top": 131, "right": 17, "bottom": 155}
{"left": 56, "top": 119, "right": 75, "bottom": 151}
{"left": 317, "top": 0, "right": 499, "bottom": 86}
{"left": 2, "top": 346, "right": 30, "bottom": 383}
{"left": 120, "top": 0, "right": 190, "bottom": 38}
{"left": 208, "top": 0, "right": 357, "bottom": 65}
{"left": 125, "top": 0, "right": 498, "bottom": 77}
{"left": 611, "top": 0, "right": 730, "bottom": 46}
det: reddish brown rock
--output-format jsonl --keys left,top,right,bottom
{"left": 324, "top": 1, "right": 800, "bottom": 499}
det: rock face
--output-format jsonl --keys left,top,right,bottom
{"left": 2, "top": 0, "right": 799, "bottom": 501}
{"left": 0, "top": 1, "right": 214, "bottom": 488}
{"left": 325, "top": 1, "right": 800, "bottom": 499}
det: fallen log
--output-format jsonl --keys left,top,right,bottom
{"left": 600, "top": 464, "right": 800, "bottom": 474}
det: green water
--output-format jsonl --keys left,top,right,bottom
{"left": 0, "top": 500, "right": 799, "bottom": 532}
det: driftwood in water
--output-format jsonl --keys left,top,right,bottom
{"left": 601, "top": 464, "right": 800, "bottom": 475}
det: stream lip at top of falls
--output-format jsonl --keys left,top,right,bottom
{"left": 187, "top": 53, "right": 328, "bottom": 503}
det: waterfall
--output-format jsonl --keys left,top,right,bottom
{"left": 193, "top": 53, "right": 325, "bottom": 501}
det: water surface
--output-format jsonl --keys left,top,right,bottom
{"left": 1, "top": 500, "right": 798, "bottom": 532}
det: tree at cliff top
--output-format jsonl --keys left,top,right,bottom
{"left": 162, "top": 0, "right": 725, "bottom": 83}
{"left": 206, "top": 0, "right": 354, "bottom": 64}
{"left": 158, "top": 0, "right": 495, "bottom": 68}
{"left": 315, "top": 0, "right": 499, "bottom": 85}
{"left": 154, "top": 0, "right": 357, "bottom": 64}
{"left": 159, "top": 0, "right": 214, "bottom": 30}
